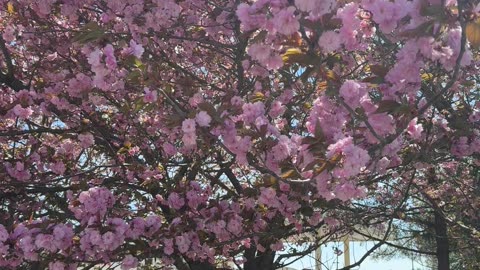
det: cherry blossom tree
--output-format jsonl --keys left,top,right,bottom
{"left": 0, "top": 0, "right": 478, "bottom": 270}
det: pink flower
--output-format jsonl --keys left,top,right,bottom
{"left": 272, "top": 7, "right": 299, "bottom": 36}
{"left": 376, "top": 157, "right": 391, "bottom": 174}
{"left": 6, "top": 161, "right": 31, "bottom": 181}
{"left": 227, "top": 215, "right": 243, "bottom": 236}
{"left": 451, "top": 137, "right": 472, "bottom": 157}
{"left": 162, "top": 142, "right": 176, "bottom": 156}
{"left": 242, "top": 102, "right": 265, "bottom": 124}
{"left": 271, "top": 135, "right": 293, "bottom": 162}
{"left": 35, "top": 0, "right": 54, "bottom": 16}
{"left": 295, "top": 0, "right": 318, "bottom": 12}
{"left": 121, "top": 255, "right": 138, "bottom": 270}
{"left": 247, "top": 43, "right": 284, "bottom": 70}
{"left": 236, "top": 3, "right": 266, "bottom": 31}
{"left": 12, "top": 104, "right": 33, "bottom": 119}
{"left": 335, "top": 182, "right": 358, "bottom": 201}
{"left": 126, "top": 218, "right": 145, "bottom": 239}
{"left": 364, "top": 0, "right": 404, "bottom": 33}
{"left": 264, "top": 55, "right": 283, "bottom": 70}
{"left": 50, "top": 161, "right": 66, "bottom": 175}
{"left": 128, "top": 39, "right": 144, "bottom": 58}
{"left": 469, "top": 109, "right": 480, "bottom": 123}
{"left": 195, "top": 111, "right": 212, "bottom": 127}
{"left": 102, "top": 232, "right": 116, "bottom": 249}
{"left": 363, "top": 112, "right": 395, "bottom": 143}
{"left": 0, "top": 225, "right": 8, "bottom": 242}
{"left": 78, "top": 133, "right": 95, "bottom": 148}
{"left": 163, "top": 238, "right": 174, "bottom": 255}
{"left": 101, "top": 13, "right": 111, "bottom": 23}
{"left": 104, "top": 44, "right": 117, "bottom": 69}
{"left": 431, "top": 46, "right": 454, "bottom": 64}
{"left": 87, "top": 49, "right": 102, "bottom": 67}
{"left": 144, "top": 215, "right": 162, "bottom": 236}
{"left": 318, "top": 31, "right": 341, "bottom": 53}
{"left": 49, "top": 261, "right": 66, "bottom": 270}
{"left": 269, "top": 101, "right": 286, "bottom": 118}
{"left": 186, "top": 190, "right": 203, "bottom": 209}
{"left": 143, "top": 87, "right": 158, "bottom": 103}
{"left": 340, "top": 80, "right": 368, "bottom": 108}
{"left": 72, "top": 187, "right": 115, "bottom": 224}
{"left": 53, "top": 224, "right": 74, "bottom": 250}
{"left": 2, "top": 25, "right": 15, "bottom": 42}
{"left": 182, "top": 133, "right": 197, "bottom": 148}
{"left": 258, "top": 187, "right": 278, "bottom": 207}
{"left": 296, "top": 0, "right": 335, "bottom": 17}
{"left": 407, "top": 118, "right": 423, "bottom": 141}
{"left": 279, "top": 182, "right": 290, "bottom": 192}
{"left": 445, "top": 27, "right": 473, "bottom": 70}
{"left": 327, "top": 137, "right": 370, "bottom": 178}
{"left": 175, "top": 234, "right": 191, "bottom": 253}
{"left": 167, "top": 192, "right": 185, "bottom": 210}
{"left": 46, "top": 52, "right": 58, "bottom": 61}
{"left": 270, "top": 241, "right": 284, "bottom": 251}
{"left": 248, "top": 43, "right": 272, "bottom": 63}
{"left": 231, "top": 96, "right": 243, "bottom": 106}
{"left": 182, "top": 119, "right": 196, "bottom": 134}
{"left": 35, "top": 234, "right": 56, "bottom": 252}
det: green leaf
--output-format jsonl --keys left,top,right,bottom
{"left": 197, "top": 102, "right": 217, "bottom": 117}
{"left": 420, "top": 5, "right": 444, "bottom": 17}
{"left": 314, "top": 120, "right": 325, "bottom": 141}
{"left": 126, "top": 70, "right": 142, "bottom": 84}
{"left": 363, "top": 76, "right": 385, "bottom": 84}
{"left": 72, "top": 22, "right": 106, "bottom": 44}
{"left": 375, "top": 100, "right": 402, "bottom": 114}
{"left": 300, "top": 206, "right": 314, "bottom": 216}
{"left": 368, "top": 64, "right": 389, "bottom": 77}
{"left": 243, "top": 187, "right": 258, "bottom": 197}
{"left": 134, "top": 98, "right": 145, "bottom": 112}
{"left": 399, "top": 20, "right": 434, "bottom": 38}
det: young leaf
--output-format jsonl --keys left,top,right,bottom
{"left": 7, "top": 2, "right": 14, "bottom": 14}
{"left": 466, "top": 18, "right": 480, "bottom": 49}
{"left": 282, "top": 48, "right": 308, "bottom": 64}
{"left": 250, "top": 92, "right": 265, "bottom": 102}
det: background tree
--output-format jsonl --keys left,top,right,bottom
{"left": 358, "top": 158, "right": 479, "bottom": 270}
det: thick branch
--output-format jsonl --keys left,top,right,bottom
{"left": 0, "top": 35, "right": 26, "bottom": 91}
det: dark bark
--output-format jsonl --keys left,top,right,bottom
{"left": 426, "top": 168, "right": 450, "bottom": 270}
{"left": 0, "top": 35, "right": 27, "bottom": 92}
{"left": 244, "top": 247, "right": 276, "bottom": 270}
{"left": 434, "top": 210, "right": 450, "bottom": 270}
{"left": 188, "top": 261, "right": 217, "bottom": 270}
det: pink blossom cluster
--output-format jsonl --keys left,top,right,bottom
{"left": 69, "top": 187, "right": 116, "bottom": 225}
{"left": 182, "top": 118, "right": 197, "bottom": 149}
{"left": 326, "top": 137, "right": 370, "bottom": 178}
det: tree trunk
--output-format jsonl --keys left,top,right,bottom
{"left": 243, "top": 247, "right": 276, "bottom": 270}
{"left": 189, "top": 262, "right": 217, "bottom": 270}
{"left": 427, "top": 168, "right": 450, "bottom": 270}
{"left": 434, "top": 210, "right": 449, "bottom": 270}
